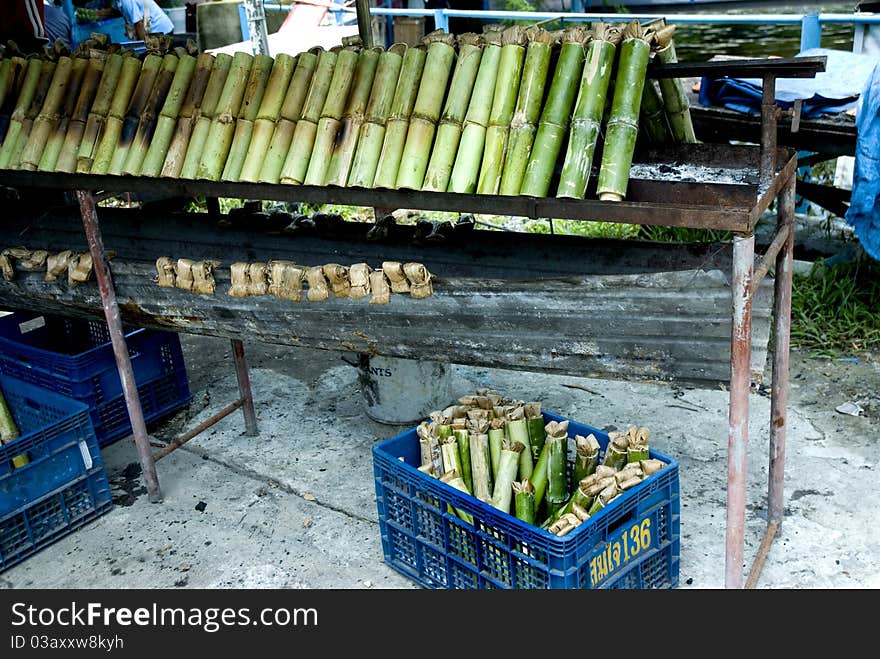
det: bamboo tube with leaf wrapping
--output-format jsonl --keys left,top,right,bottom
{"left": 596, "top": 21, "right": 653, "bottom": 202}
{"left": 221, "top": 53, "right": 274, "bottom": 182}
{"left": 520, "top": 27, "right": 587, "bottom": 198}
{"left": 372, "top": 44, "right": 427, "bottom": 188}
{"left": 573, "top": 433, "right": 601, "bottom": 488}
{"left": 36, "top": 55, "right": 87, "bottom": 171}
{"left": 256, "top": 48, "right": 318, "bottom": 184}
{"left": 303, "top": 47, "right": 359, "bottom": 186}
{"left": 654, "top": 24, "right": 696, "bottom": 144}
{"left": 0, "top": 58, "right": 45, "bottom": 169}
{"left": 395, "top": 30, "right": 457, "bottom": 190}
{"left": 177, "top": 52, "right": 232, "bottom": 179}
{"left": 325, "top": 47, "right": 382, "bottom": 187}
{"left": 491, "top": 439, "right": 524, "bottom": 514}
{"left": 347, "top": 43, "right": 406, "bottom": 188}
{"left": 498, "top": 26, "right": 555, "bottom": 196}
{"left": 544, "top": 419, "right": 569, "bottom": 518}
{"left": 420, "top": 32, "right": 483, "bottom": 192}
{"left": 446, "top": 29, "right": 502, "bottom": 194}
{"left": 279, "top": 48, "right": 338, "bottom": 185}
{"left": 513, "top": 480, "right": 535, "bottom": 525}
{"left": 523, "top": 402, "right": 545, "bottom": 462}
{"left": 556, "top": 23, "right": 620, "bottom": 199}
{"left": 627, "top": 426, "right": 650, "bottom": 463}
{"left": 237, "top": 52, "right": 297, "bottom": 182}
{"left": 55, "top": 54, "right": 105, "bottom": 172}
{"left": 441, "top": 436, "right": 464, "bottom": 480}
{"left": 488, "top": 417, "right": 505, "bottom": 482}
{"left": 505, "top": 405, "right": 533, "bottom": 481}
{"left": 467, "top": 416, "right": 492, "bottom": 503}
{"left": 452, "top": 426, "right": 473, "bottom": 494}
{"left": 639, "top": 78, "right": 672, "bottom": 146}
{"left": 0, "top": 388, "right": 27, "bottom": 468}
{"left": 546, "top": 479, "right": 594, "bottom": 527}
{"left": 476, "top": 25, "right": 527, "bottom": 195}
{"left": 76, "top": 53, "right": 127, "bottom": 173}
{"left": 602, "top": 431, "right": 629, "bottom": 470}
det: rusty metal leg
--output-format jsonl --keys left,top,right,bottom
{"left": 77, "top": 190, "right": 162, "bottom": 503}
{"left": 231, "top": 338, "right": 258, "bottom": 436}
{"left": 726, "top": 232, "right": 755, "bottom": 589}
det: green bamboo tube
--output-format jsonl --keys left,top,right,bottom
{"left": 452, "top": 427, "right": 473, "bottom": 494}
{"left": 372, "top": 45, "right": 427, "bottom": 189}
{"left": 446, "top": 29, "right": 502, "bottom": 194}
{"left": 513, "top": 480, "right": 535, "bottom": 525}
{"left": 520, "top": 27, "right": 587, "bottom": 198}
{"left": 498, "top": 27, "right": 555, "bottom": 196}
{"left": 324, "top": 46, "right": 382, "bottom": 187}
{"left": 195, "top": 51, "right": 254, "bottom": 181}
{"left": 438, "top": 471, "right": 474, "bottom": 525}
{"left": 124, "top": 53, "right": 183, "bottom": 176}
{"left": 523, "top": 402, "right": 545, "bottom": 462}
{"left": 77, "top": 53, "right": 126, "bottom": 174}
{"left": 347, "top": 43, "right": 406, "bottom": 188}
{"left": 545, "top": 434, "right": 569, "bottom": 518}
{"left": 556, "top": 24, "right": 620, "bottom": 199}
{"left": 394, "top": 30, "right": 457, "bottom": 190}
{"left": 38, "top": 55, "right": 88, "bottom": 172}
{"left": 639, "top": 77, "right": 671, "bottom": 146}
{"left": 0, "top": 58, "right": 45, "bottom": 169}
{"left": 476, "top": 26, "right": 528, "bottom": 195}
{"left": 505, "top": 407, "right": 533, "bottom": 481}
{"left": 302, "top": 47, "right": 359, "bottom": 186}
{"left": 257, "top": 49, "right": 319, "bottom": 184}
{"left": 139, "top": 52, "right": 197, "bottom": 177}
{"left": 0, "top": 389, "right": 27, "bottom": 469}
{"left": 178, "top": 52, "right": 233, "bottom": 179}
{"left": 421, "top": 33, "right": 482, "bottom": 193}
{"left": 654, "top": 25, "right": 696, "bottom": 144}
{"left": 0, "top": 59, "right": 14, "bottom": 116}
{"left": 597, "top": 21, "right": 652, "bottom": 202}
{"left": 0, "top": 58, "right": 26, "bottom": 145}
{"left": 279, "top": 48, "right": 338, "bottom": 185}
{"left": 9, "top": 60, "right": 58, "bottom": 170}
{"left": 221, "top": 53, "right": 274, "bottom": 182}
{"left": 56, "top": 55, "right": 105, "bottom": 173}
{"left": 237, "top": 52, "right": 297, "bottom": 183}
{"left": 550, "top": 482, "right": 594, "bottom": 526}
{"left": 491, "top": 440, "right": 524, "bottom": 514}
{"left": 488, "top": 422, "right": 505, "bottom": 482}
{"left": 573, "top": 433, "right": 600, "bottom": 489}
{"left": 531, "top": 441, "right": 550, "bottom": 511}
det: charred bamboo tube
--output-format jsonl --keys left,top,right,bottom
{"left": 238, "top": 52, "right": 297, "bottom": 183}
{"left": 498, "top": 27, "right": 555, "bottom": 196}
{"left": 0, "top": 58, "right": 45, "bottom": 169}
{"left": 196, "top": 51, "right": 254, "bottom": 181}
{"left": 476, "top": 26, "right": 528, "bottom": 195}
{"left": 160, "top": 52, "right": 215, "bottom": 178}
{"left": 37, "top": 55, "right": 88, "bottom": 172}
{"left": 124, "top": 53, "right": 183, "bottom": 176}
{"left": 324, "top": 47, "right": 382, "bottom": 187}
{"left": 140, "top": 52, "right": 197, "bottom": 177}
{"left": 491, "top": 439, "right": 524, "bottom": 514}
{"left": 178, "top": 53, "right": 234, "bottom": 179}
{"left": 76, "top": 53, "right": 126, "bottom": 174}
{"left": 446, "top": 29, "right": 502, "bottom": 194}
{"left": 55, "top": 55, "right": 105, "bottom": 173}
{"left": 597, "top": 21, "right": 652, "bottom": 202}
{"left": 421, "top": 33, "right": 482, "bottom": 193}
{"left": 372, "top": 44, "right": 427, "bottom": 189}
{"left": 513, "top": 480, "right": 536, "bottom": 525}
{"left": 556, "top": 23, "right": 620, "bottom": 199}
{"left": 257, "top": 48, "right": 319, "bottom": 184}
{"left": 0, "top": 57, "right": 27, "bottom": 145}
{"left": 520, "top": 27, "right": 587, "bottom": 198}
{"left": 279, "top": 48, "right": 338, "bottom": 185}
{"left": 347, "top": 43, "right": 406, "bottom": 188}
{"left": 221, "top": 53, "right": 274, "bottom": 182}
{"left": 5, "top": 59, "right": 57, "bottom": 170}
{"left": 654, "top": 24, "right": 696, "bottom": 144}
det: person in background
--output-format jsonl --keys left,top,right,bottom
{"left": 95, "top": 0, "right": 175, "bottom": 41}
{"left": 43, "top": 1, "right": 73, "bottom": 45}
{"left": 0, "top": 1, "right": 48, "bottom": 53}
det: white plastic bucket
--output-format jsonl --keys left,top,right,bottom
{"left": 165, "top": 6, "right": 187, "bottom": 34}
{"left": 357, "top": 355, "right": 452, "bottom": 426}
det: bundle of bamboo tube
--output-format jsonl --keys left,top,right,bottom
{"left": 0, "top": 20, "right": 695, "bottom": 203}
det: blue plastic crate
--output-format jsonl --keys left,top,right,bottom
{"left": 0, "top": 468, "right": 113, "bottom": 573}
{"left": 0, "top": 375, "right": 105, "bottom": 514}
{"left": 0, "top": 312, "right": 191, "bottom": 447}
{"left": 372, "top": 412, "right": 681, "bottom": 590}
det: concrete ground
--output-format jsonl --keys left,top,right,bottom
{"left": 2, "top": 333, "right": 879, "bottom": 590}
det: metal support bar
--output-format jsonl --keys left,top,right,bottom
{"left": 751, "top": 223, "right": 792, "bottom": 294}
{"left": 745, "top": 520, "right": 780, "bottom": 589}
{"left": 76, "top": 190, "right": 163, "bottom": 503}
{"left": 760, "top": 74, "right": 778, "bottom": 187}
{"left": 232, "top": 338, "right": 259, "bottom": 436}
{"left": 152, "top": 399, "right": 244, "bottom": 461}
{"left": 726, "top": 232, "right": 755, "bottom": 589}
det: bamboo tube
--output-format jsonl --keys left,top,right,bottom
{"left": 372, "top": 44, "right": 427, "bottom": 189}
{"left": 441, "top": 436, "right": 464, "bottom": 480}
{"left": 468, "top": 418, "right": 492, "bottom": 503}
{"left": 573, "top": 433, "right": 601, "bottom": 488}
{"left": 476, "top": 26, "right": 528, "bottom": 195}
{"left": 498, "top": 27, "right": 555, "bottom": 196}
{"left": 488, "top": 418, "right": 505, "bottom": 481}
{"left": 639, "top": 77, "right": 672, "bottom": 146}
{"left": 446, "top": 29, "right": 502, "bottom": 194}
{"left": 627, "top": 426, "right": 650, "bottom": 463}
{"left": 452, "top": 426, "right": 473, "bottom": 495}
{"left": 158, "top": 52, "right": 214, "bottom": 178}
{"left": 0, "top": 59, "right": 15, "bottom": 120}
{"left": 520, "top": 27, "right": 587, "bottom": 198}
{"left": 530, "top": 440, "right": 550, "bottom": 511}
{"left": 0, "top": 388, "right": 28, "bottom": 469}
{"left": 505, "top": 406, "right": 533, "bottom": 481}
{"left": 221, "top": 53, "right": 274, "bottom": 182}
{"left": 279, "top": 48, "right": 338, "bottom": 185}
{"left": 324, "top": 47, "right": 382, "bottom": 187}
{"left": 421, "top": 33, "right": 483, "bottom": 193}
{"left": 196, "top": 51, "right": 254, "bottom": 181}
{"left": 257, "top": 48, "right": 319, "bottom": 184}
{"left": 654, "top": 24, "right": 697, "bottom": 144}
{"left": 0, "top": 58, "right": 26, "bottom": 146}
{"left": 178, "top": 52, "right": 233, "bottom": 179}
{"left": 491, "top": 439, "right": 524, "bottom": 514}
{"left": 523, "top": 402, "right": 545, "bottom": 462}
{"left": 545, "top": 432, "right": 568, "bottom": 519}
{"left": 76, "top": 53, "right": 126, "bottom": 174}
{"left": 4, "top": 59, "right": 57, "bottom": 170}
{"left": 104, "top": 54, "right": 163, "bottom": 175}
{"left": 548, "top": 480, "right": 594, "bottom": 526}
{"left": 302, "top": 47, "right": 359, "bottom": 186}
{"left": 140, "top": 52, "right": 197, "bottom": 177}
{"left": 347, "top": 43, "right": 406, "bottom": 188}
{"left": 36, "top": 55, "right": 88, "bottom": 171}
{"left": 597, "top": 21, "right": 653, "bottom": 202}
{"left": 55, "top": 55, "right": 105, "bottom": 173}
{"left": 238, "top": 52, "right": 297, "bottom": 183}
{"left": 556, "top": 23, "right": 621, "bottom": 199}
{"left": 602, "top": 431, "right": 630, "bottom": 470}
{"left": 0, "top": 58, "right": 45, "bottom": 169}
{"left": 124, "top": 53, "right": 183, "bottom": 176}
{"left": 438, "top": 470, "right": 474, "bottom": 525}
{"left": 513, "top": 480, "right": 535, "bottom": 525}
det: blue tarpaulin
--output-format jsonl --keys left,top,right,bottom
{"left": 845, "top": 59, "right": 880, "bottom": 261}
